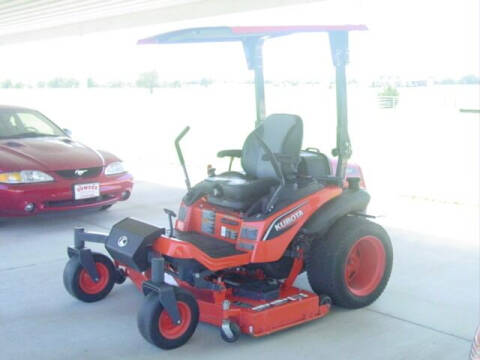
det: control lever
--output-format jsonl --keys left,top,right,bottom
{"left": 164, "top": 209, "right": 177, "bottom": 237}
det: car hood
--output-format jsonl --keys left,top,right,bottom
{"left": 0, "top": 137, "right": 107, "bottom": 172}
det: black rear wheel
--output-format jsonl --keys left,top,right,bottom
{"left": 307, "top": 216, "right": 393, "bottom": 309}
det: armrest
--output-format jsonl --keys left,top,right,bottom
{"left": 217, "top": 149, "right": 242, "bottom": 158}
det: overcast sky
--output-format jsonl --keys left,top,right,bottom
{"left": 0, "top": 0, "right": 478, "bottom": 84}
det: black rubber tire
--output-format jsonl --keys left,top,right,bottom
{"left": 63, "top": 253, "right": 116, "bottom": 303}
{"left": 261, "top": 256, "right": 295, "bottom": 279}
{"left": 114, "top": 268, "right": 127, "bottom": 284}
{"left": 220, "top": 321, "right": 241, "bottom": 343}
{"left": 137, "top": 288, "right": 199, "bottom": 350}
{"left": 99, "top": 204, "right": 113, "bottom": 211}
{"left": 307, "top": 216, "right": 393, "bottom": 309}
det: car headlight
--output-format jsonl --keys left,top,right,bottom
{"left": 104, "top": 161, "right": 126, "bottom": 175}
{"left": 0, "top": 170, "right": 54, "bottom": 184}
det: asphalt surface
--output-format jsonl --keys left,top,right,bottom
{"left": 0, "top": 181, "right": 478, "bottom": 360}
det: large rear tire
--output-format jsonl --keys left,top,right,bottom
{"left": 307, "top": 216, "right": 393, "bottom": 309}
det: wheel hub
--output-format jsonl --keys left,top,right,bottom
{"left": 344, "top": 236, "right": 386, "bottom": 297}
{"left": 158, "top": 301, "right": 191, "bottom": 339}
{"left": 79, "top": 263, "right": 109, "bottom": 294}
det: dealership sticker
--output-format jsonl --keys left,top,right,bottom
{"left": 74, "top": 183, "right": 100, "bottom": 200}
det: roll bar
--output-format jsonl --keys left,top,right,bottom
{"left": 242, "top": 31, "right": 353, "bottom": 178}
{"left": 138, "top": 26, "right": 366, "bottom": 179}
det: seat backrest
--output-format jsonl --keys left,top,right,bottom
{"left": 241, "top": 113, "right": 303, "bottom": 179}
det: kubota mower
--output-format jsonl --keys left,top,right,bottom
{"left": 63, "top": 25, "right": 393, "bottom": 350}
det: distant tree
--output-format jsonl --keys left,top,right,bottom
{"left": 136, "top": 71, "right": 160, "bottom": 93}
{"left": 459, "top": 74, "right": 480, "bottom": 84}
{"left": 106, "top": 80, "right": 126, "bottom": 88}
{"left": 37, "top": 81, "right": 46, "bottom": 88}
{"left": 47, "top": 77, "right": 79, "bottom": 88}
{"left": 438, "top": 78, "right": 456, "bottom": 85}
{"left": 0, "top": 79, "right": 13, "bottom": 88}
{"left": 284, "top": 80, "right": 299, "bottom": 87}
{"left": 378, "top": 85, "right": 399, "bottom": 97}
{"left": 199, "top": 77, "right": 213, "bottom": 87}
{"left": 14, "top": 82, "right": 25, "bottom": 89}
{"left": 169, "top": 80, "right": 181, "bottom": 88}
{"left": 87, "top": 78, "right": 98, "bottom": 88}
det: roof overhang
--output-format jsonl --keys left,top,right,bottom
{"left": 0, "top": 0, "right": 330, "bottom": 46}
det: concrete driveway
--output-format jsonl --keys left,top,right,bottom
{"left": 0, "top": 181, "right": 477, "bottom": 360}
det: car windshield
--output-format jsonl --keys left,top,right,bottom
{"left": 0, "top": 109, "right": 65, "bottom": 139}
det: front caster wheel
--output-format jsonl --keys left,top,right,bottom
{"left": 63, "top": 252, "right": 116, "bottom": 303}
{"left": 220, "top": 320, "right": 241, "bottom": 343}
{"left": 137, "top": 288, "right": 199, "bottom": 350}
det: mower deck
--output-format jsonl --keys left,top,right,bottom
{"left": 186, "top": 284, "right": 330, "bottom": 337}
{"left": 69, "top": 217, "right": 332, "bottom": 341}
{"left": 122, "top": 256, "right": 330, "bottom": 338}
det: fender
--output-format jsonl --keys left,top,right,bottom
{"left": 301, "top": 189, "right": 370, "bottom": 237}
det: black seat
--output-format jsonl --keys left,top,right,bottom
{"left": 206, "top": 113, "right": 303, "bottom": 211}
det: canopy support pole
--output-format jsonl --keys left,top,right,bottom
{"left": 243, "top": 37, "right": 266, "bottom": 127}
{"left": 329, "top": 31, "right": 352, "bottom": 179}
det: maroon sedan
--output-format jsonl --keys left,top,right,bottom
{"left": 0, "top": 105, "right": 133, "bottom": 217}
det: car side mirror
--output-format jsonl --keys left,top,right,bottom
{"left": 63, "top": 128, "right": 72, "bottom": 137}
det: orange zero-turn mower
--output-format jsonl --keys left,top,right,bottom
{"left": 63, "top": 25, "right": 393, "bottom": 350}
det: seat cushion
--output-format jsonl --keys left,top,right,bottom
{"left": 203, "top": 114, "right": 303, "bottom": 212}
{"left": 206, "top": 175, "right": 278, "bottom": 211}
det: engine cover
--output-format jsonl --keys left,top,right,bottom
{"left": 105, "top": 217, "right": 165, "bottom": 272}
